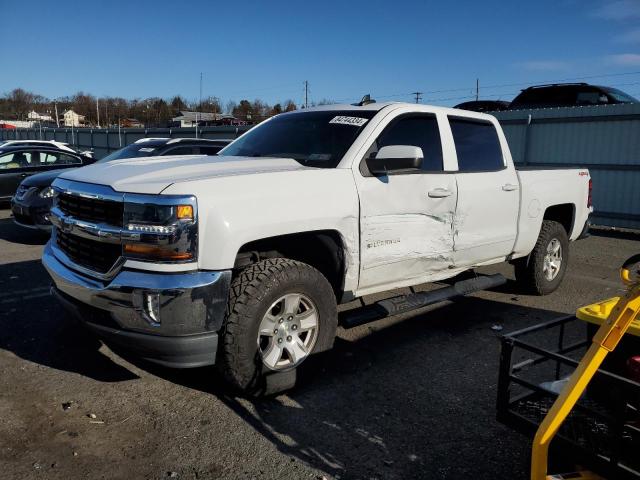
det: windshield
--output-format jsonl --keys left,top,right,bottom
{"left": 602, "top": 87, "right": 638, "bottom": 103}
{"left": 98, "top": 143, "right": 161, "bottom": 162}
{"left": 219, "top": 110, "right": 377, "bottom": 168}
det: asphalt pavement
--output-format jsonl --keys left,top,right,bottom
{"left": 1, "top": 207, "right": 638, "bottom": 480}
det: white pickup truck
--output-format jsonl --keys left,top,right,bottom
{"left": 42, "top": 101, "right": 592, "bottom": 395}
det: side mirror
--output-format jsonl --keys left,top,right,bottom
{"left": 366, "top": 145, "right": 424, "bottom": 175}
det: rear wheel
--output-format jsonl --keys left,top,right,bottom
{"left": 515, "top": 220, "right": 569, "bottom": 295}
{"left": 218, "top": 258, "right": 337, "bottom": 396}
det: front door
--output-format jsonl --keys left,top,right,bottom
{"left": 0, "top": 150, "right": 36, "bottom": 199}
{"left": 355, "top": 114, "right": 458, "bottom": 295}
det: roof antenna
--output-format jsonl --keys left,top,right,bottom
{"left": 353, "top": 94, "right": 376, "bottom": 106}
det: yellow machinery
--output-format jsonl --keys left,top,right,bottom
{"left": 497, "top": 254, "right": 640, "bottom": 480}
{"left": 531, "top": 254, "right": 640, "bottom": 480}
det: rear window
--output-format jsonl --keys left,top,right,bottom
{"left": 449, "top": 118, "right": 504, "bottom": 172}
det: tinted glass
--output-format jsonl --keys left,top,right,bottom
{"left": 220, "top": 110, "right": 377, "bottom": 168}
{"left": 602, "top": 87, "right": 638, "bottom": 103}
{"left": 162, "top": 146, "right": 197, "bottom": 155}
{"left": 511, "top": 87, "right": 578, "bottom": 108}
{"left": 0, "top": 152, "right": 23, "bottom": 169}
{"left": 199, "top": 146, "right": 223, "bottom": 155}
{"left": 377, "top": 116, "right": 443, "bottom": 171}
{"left": 40, "top": 152, "right": 82, "bottom": 165}
{"left": 0, "top": 151, "right": 37, "bottom": 169}
{"left": 576, "top": 91, "right": 607, "bottom": 105}
{"left": 98, "top": 144, "right": 162, "bottom": 162}
{"left": 450, "top": 119, "right": 504, "bottom": 172}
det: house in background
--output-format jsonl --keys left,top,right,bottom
{"left": 171, "top": 111, "right": 240, "bottom": 127}
{"left": 27, "top": 110, "right": 54, "bottom": 122}
{"left": 120, "top": 118, "right": 143, "bottom": 128}
{"left": 62, "top": 109, "right": 86, "bottom": 127}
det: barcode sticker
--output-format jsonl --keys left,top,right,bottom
{"left": 329, "top": 116, "right": 369, "bottom": 127}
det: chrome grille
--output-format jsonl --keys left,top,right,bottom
{"left": 56, "top": 230, "right": 122, "bottom": 274}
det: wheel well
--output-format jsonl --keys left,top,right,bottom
{"left": 543, "top": 203, "right": 575, "bottom": 236}
{"left": 235, "top": 231, "right": 346, "bottom": 297}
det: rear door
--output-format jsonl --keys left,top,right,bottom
{"left": 448, "top": 117, "right": 519, "bottom": 267}
{"left": 355, "top": 112, "right": 458, "bottom": 293}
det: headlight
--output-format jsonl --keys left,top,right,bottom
{"left": 121, "top": 197, "right": 197, "bottom": 263}
{"left": 39, "top": 186, "right": 58, "bottom": 199}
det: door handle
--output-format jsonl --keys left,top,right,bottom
{"left": 502, "top": 183, "right": 518, "bottom": 192}
{"left": 428, "top": 188, "right": 452, "bottom": 198}
{"left": 19, "top": 173, "right": 29, "bottom": 178}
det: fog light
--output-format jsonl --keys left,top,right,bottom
{"left": 133, "top": 290, "right": 161, "bottom": 327}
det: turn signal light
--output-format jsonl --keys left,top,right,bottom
{"left": 124, "top": 244, "right": 193, "bottom": 260}
{"left": 177, "top": 205, "right": 194, "bottom": 220}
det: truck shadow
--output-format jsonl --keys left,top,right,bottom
{"left": 0, "top": 259, "right": 138, "bottom": 382}
{"left": 142, "top": 296, "right": 568, "bottom": 479}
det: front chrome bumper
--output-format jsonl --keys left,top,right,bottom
{"left": 42, "top": 241, "right": 232, "bottom": 367}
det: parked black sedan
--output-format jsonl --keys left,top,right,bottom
{"left": 10, "top": 137, "right": 231, "bottom": 230}
{"left": 1, "top": 145, "right": 95, "bottom": 201}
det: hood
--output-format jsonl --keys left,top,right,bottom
{"left": 23, "top": 168, "right": 76, "bottom": 187}
{"left": 58, "top": 155, "right": 309, "bottom": 194}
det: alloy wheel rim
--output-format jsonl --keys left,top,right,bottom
{"left": 543, "top": 238, "right": 562, "bottom": 281}
{"left": 257, "top": 293, "right": 319, "bottom": 370}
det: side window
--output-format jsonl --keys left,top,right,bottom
{"left": 40, "top": 152, "right": 81, "bottom": 165}
{"left": 59, "top": 153, "right": 81, "bottom": 165}
{"left": 449, "top": 118, "right": 504, "bottom": 172}
{"left": 376, "top": 115, "right": 443, "bottom": 171}
{"left": 162, "top": 146, "right": 197, "bottom": 155}
{"left": 0, "top": 153, "right": 20, "bottom": 169}
{"left": 0, "top": 151, "right": 36, "bottom": 169}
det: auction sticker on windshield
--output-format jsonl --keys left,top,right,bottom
{"left": 329, "top": 116, "right": 369, "bottom": 127}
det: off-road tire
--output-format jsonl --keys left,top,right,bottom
{"left": 217, "top": 258, "right": 337, "bottom": 396}
{"left": 515, "top": 220, "right": 569, "bottom": 295}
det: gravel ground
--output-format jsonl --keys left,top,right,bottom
{"left": 1, "top": 206, "right": 638, "bottom": 480}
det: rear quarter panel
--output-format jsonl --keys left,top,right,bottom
{"left": 513, "top": 168, "right": 591, "bottom": 258}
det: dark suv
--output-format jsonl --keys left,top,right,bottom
{"left": 509, "top": 83, "right": 638, "bottom": 110}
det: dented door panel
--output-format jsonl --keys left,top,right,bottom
{"left": 357, "top": 174, "right": 457, "bottom": 292}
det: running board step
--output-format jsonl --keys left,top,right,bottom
{"left": 339, "top": 273, "right": 506, "bottom": 329}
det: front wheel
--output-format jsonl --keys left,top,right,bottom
{"left": 515, "top": 220, "right": 569, "bottom": 295}
{"left": 217, "top": 258, "right": 337, "bottom": 396}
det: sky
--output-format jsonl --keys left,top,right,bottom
{"left": 2, "top": 0, "right": 640, "bottom": 107}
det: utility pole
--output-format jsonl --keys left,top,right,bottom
{"left": 411, "top": 91, "right": 423, "bottom": 103}
{"left": 476, "top": 78, "right": 479, "bottom": 101}
{"left": 96, "top": 98, "right": 100, "bottom": 128}
{"left": 304, "top": 80, "right": 309, "bottom": 109}
{"left": 197, "top": 72, "right": 202, "bottom": 138}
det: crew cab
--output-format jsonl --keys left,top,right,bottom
{"left": 41, "top": 102, "right": 592, "bottom": 395}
